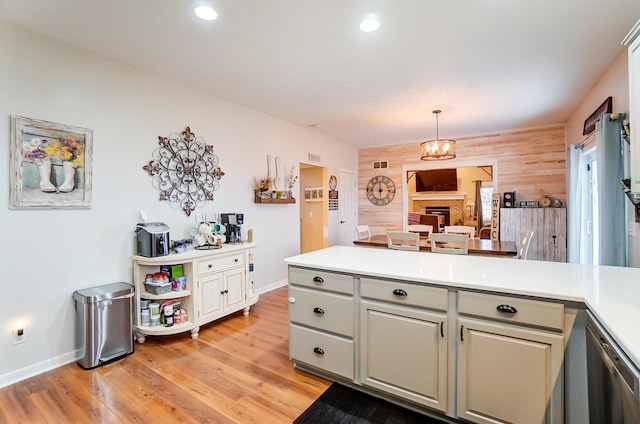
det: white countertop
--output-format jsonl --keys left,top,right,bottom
{"left": 285, "top": 246, "right": 640, "bottom": 368}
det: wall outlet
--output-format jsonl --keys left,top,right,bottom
{"left": 12, "top": 326, "right": 26, "bottom": 345}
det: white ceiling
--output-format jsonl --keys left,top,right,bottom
{"left": 2, "top": 1, "right": 640, "bottom": 148}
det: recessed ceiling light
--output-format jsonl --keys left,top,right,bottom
{"left": 195, "top": 5, "right": 218, "bottom": 21}
{"left": 359, "top": 17, "right": 380, "bottom": 32}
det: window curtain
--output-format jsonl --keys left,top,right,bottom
{"left": 475, "top": 180, "right": 484, "bottom": 227}
{"left": 596, "top": 113, "right": 626, "bottom": 267}
{"left": 566, "top": 144, "right": 587, "bottom": 263}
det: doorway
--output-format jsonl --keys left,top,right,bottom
{"left": 299, "top": 163, "right": 328, "bottom": 253}
{"left": 338, "top": 169, "right": 357, "bottom": 245}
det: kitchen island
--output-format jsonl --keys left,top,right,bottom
{"left": 285, "top": 246, "right": 640, "bottom": 423}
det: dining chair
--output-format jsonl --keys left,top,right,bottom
{"left": 430, "top": 233, "right": 469, "bottom": 255}
{"left": 515, "top": 230, "right": 534, "bottom": 259}
{"left": 444, "top": 225, "right": 476, "bottom": 239}
{"left": 356, "top": 225, "right": 372, "bottom": 239}
{"left": 386, "top": 232, "right": 420, "bottom": 251}
{"left": 407, "top": 224, "right": 433, "bottom": 237}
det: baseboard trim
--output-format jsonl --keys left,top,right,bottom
{"left": 1, "top": 280, "right": 289, "bottom": 389}
{"left": 255, "top": 279, "right": 287, "bottom": 294}
{"left": 0, "top": 349, "right": 81, "bottom": 389}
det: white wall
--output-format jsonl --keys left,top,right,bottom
{"left": 0, "top": 21, "right": 357, "bottom": 386}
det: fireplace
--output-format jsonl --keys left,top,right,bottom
{"left": 425, "top": 206, "right": 451, "bottom": 226}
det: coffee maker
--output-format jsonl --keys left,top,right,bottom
{"left": 220, "top": 213, "right": 244, "bottom": 244}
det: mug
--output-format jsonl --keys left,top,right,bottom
{"left": 214, "top": 223, "right": 226, "bottom": 234}
{"left": 208, "top": 234, "right": 220, "bottom": 245}
{"left": 189, "top": 225, "right": 199, "bottom": 237}
{"left": 194, "top": 234, "right": 206, "bottom": 246}
{"left": 199, "top": 223, "right": 213, "bottom": 236}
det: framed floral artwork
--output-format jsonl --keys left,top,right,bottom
{"left": 10, "top": 116, "right": 93, "bottom": 209}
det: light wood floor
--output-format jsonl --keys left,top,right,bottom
{"left": 0, "top": 286, "right": 331, "bottom": 423}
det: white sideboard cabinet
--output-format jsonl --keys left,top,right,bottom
{"left": 133, "top": 243, "right": 258, "bottom": 343}
{"left": 624, "top": 19, "right": 640, "bottom": 193}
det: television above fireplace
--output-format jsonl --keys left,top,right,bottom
{"left": 415, "top": 168, "right": 458, "bottom": 192}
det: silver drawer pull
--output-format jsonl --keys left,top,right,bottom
{"left": 234, "top": 258, "right": 239, "bottom": 262}
{"left": 496, "top": 304, "right": 518, "bottom": 314}
{"left": 313, "top": 347, "right": 325, "bottom": 355}
{"left": 208, "top": 264, "right": 213, "bottom": 268}
{"left": 313, "top": 276, "right": 324, "bottom": 283}
{"left": 313, "top": 307, "right": 325, "bottom": 315}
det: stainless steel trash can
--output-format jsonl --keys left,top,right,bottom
{"left": 73, "top": 282, "right": 135, "bottom": 369}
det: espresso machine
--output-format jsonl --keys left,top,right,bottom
{"left": 220, "top": 213, "right": 244, "bottom": 244}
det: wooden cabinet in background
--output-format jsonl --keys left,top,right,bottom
{"left": 500, "top": 208, "right": 566, "bottom": 262}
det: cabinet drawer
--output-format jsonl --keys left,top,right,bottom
{"left": 360, "top": 277, "right": 448, "bottom": 311}
{"left": 289, "top": 286, "right": 354, "bottom": 337}
{"left": 289, "top": 324, "right": 354, "bottom": 380}
{"left": 289, "top": 267, "right": 354, "bottom": 295}
{"left": 197, "top": 253, "right": 245, "bottom": 275}
{"left": 458, "top": 291, "right": 564, "bottom": 331}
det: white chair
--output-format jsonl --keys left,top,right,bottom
{"left": 515, "top": 230, "right": 534, "bottom": 259}
{"left": 444, "top": 225, "right": 476, "bottom": 239}
{"left": 386, "top": 232, "right": 420, "bottom": 251}
{"left": 430, "top": 233, "right": 469, "bottom": 255}
{"left": 356, "top": 225, "right": 371, "bottom": 239}
{"left": 407, "top": 224, "right": 433, "bottom": 237}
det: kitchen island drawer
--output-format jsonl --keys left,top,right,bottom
{"left": 289, "top": 286, "right": 354, "bottom": 337}
{"left": 458, "top": 290, "right": 564, "bottom": 331}
{"left": 289, "top": 324, "right": 354, "bottom": 380}
{"left": 289, "top": 267, "right": 354, "bottom": 295}
{"left": 360, "top": 277, "right": 448, "bottom": 311}
{"left": 197, "top": 253, "right": 245, "bottom": 275}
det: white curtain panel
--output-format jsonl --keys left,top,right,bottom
{"left": 566, "top": 144, "right": 586, "bottom": 264}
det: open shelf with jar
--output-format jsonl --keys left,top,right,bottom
{"left": 254, "top": 190, "right": 296, "bottom": 204}
{"left": 133, "top": 243, "right": 259, "bottom": 343}
{"left": 132, "top": 258, "right": 197, "bottom": 343}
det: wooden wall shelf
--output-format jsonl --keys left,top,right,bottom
{"left": 254, "top": 190, "right": 296, "bottom": 204}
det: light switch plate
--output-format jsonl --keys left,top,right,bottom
{"left": 629, "top": 222, "right": 637, "bottom": 237}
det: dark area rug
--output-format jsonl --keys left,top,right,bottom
{"left": 294, "top": 383, "right": 450, "bottom": 424}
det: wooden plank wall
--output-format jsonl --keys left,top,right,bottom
{"left": 358, "top": 125, "right": 566, "bottom": 233}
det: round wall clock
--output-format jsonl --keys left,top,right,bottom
{"left": 540, "top": 196, "right": 552, "bottom": 208}
{"left": 366, "top": 175, "right": 396, "bottom": 206}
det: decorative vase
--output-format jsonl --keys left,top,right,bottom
{"left": 59, "top": 161, "right": 75, "bottom": 193}
{"left": 38, "top": 158, "right": 56, "bottom": 192}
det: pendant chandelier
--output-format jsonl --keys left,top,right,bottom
{"left": 420, "top": 110, "right": 456, "bottom": 160}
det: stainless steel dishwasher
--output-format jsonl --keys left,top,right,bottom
{"left": 586, "top": 311, "right": 640, "bottom": 423}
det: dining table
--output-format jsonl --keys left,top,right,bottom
{"left": 353, "top": 234, "right": 518, "bottom": 257}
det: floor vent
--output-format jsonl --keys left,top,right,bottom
{"left": 372, "top": 160, "right": 389, "bottom": 170}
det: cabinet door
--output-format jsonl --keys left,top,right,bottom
{"left": 360, "top": 300, "right": 448, "bottom": 412}
{"left": 198, "top": 273, "right": 223, "bottom": 322}
{"left": 457, "top": 318, "right": 564, "bottom": 424}
{"left": 223, "top": 267, "right": 245, "bottom": 310}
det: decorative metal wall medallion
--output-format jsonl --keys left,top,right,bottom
{"left": 143, "top": 126, "right": 224, "bottom": 216}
